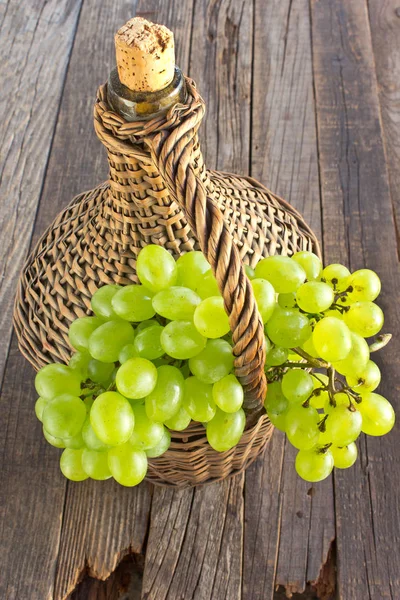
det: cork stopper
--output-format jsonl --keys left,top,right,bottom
{"left": 115, "top": 17, "right": 175, "bottom": 93}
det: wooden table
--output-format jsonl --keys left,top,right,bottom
{"left": 1, "top": 1, "right": 399, "bottom": 598}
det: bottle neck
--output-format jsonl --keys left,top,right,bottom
{"left": 106, "top": 65, "right": 187, "bottom": 122}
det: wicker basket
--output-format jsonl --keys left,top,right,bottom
{"left": 14, "top": 76, "right": 320, "bottom": 487}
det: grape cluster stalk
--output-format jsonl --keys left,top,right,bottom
{"left": 33, "top": 246, "right": 395, "bottom": 486}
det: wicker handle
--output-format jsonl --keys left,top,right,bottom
{"left": 144, "top": 115, "right": 266, "bottom": 414}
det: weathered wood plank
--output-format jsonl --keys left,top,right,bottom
{"left": 0, "top": 2, "right": 83, "bottom": 599}
{"left": 242, "top": 432, "right": 284, "bottom": 600}
{"left": 247, "top": 1, "right": 333, "bottom": 596}
{"left": 141, "top": 2, "right": 252, "bottom": 598}
{"left": 54, "top": 480, "right": 152, "bottom": 600}
{"left": 0, "top": 0, "right": 83, "bottom": 385}
{"left": 0, "top": 343, "right": 68, "bottom": 600}
{"left": 368, "top": 0, "right": 400, "bottom": 257}
{"left": 250, "top": 0, "right": 322, "bottom": 240}
{"left": 311, "top": 0, "right": 400, "bottom": 597}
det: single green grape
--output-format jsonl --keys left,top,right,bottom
{"left": 324, "top": 405, "right": 362, "bottom": 446}
{"left": 164, "top": 406, "right": 192, "bottom": 431}
{"left": 255, "top": 255, "right": 305, "bottom": 293}
{"left": 324, "top": 308, "right": 344, "bottom": 320}
{"left": 265, "top": 345, "right": 289, "bottom": 367}
{"left": 118, "top": 343, "right": 137, "bottom": 364}
{"left": 193, "top": 297, "right": 230, "bottom": 339}
{"left": 133, "top": 325, "right": 164, "bottom": 360}
{"left": 183, "top": 377, "right": 216, "bottom": 422}
{"left": 206, "top": 408, "right": 245, "bottom": 452}
{"left": 152, "top": 286, "right": 201, "bottom": 320}
{"left": 288, "top": 351, "right": 304, "bottom": 363}
{"left": 90, "top": 391, "right": 135, "bottom": 445}
{"left": 136, "top": 245, "right": 177, "bottom": 292}
{"left": 197, "top": 270, "right": 221, "bottom": 299}
{"left": 292, "top": 251, "right": 322, "bottom": 281}
{"left": 160, "top": 320, "right": 206, "bottom": 359}
{"left": 266, "top": 308, "right": 312, "bottom": 348}
{"left": 82, "top": 418, "right": 110, "bottom": 451}
{"left": 108, "top": 444, "right": 148, "bottom": 487}
{"left": 317, "top": 425, "right": 332, "bottom": 446}
{"left": 324, "top": 392, "right": 351, "bottom": 414}
{"left": 35, "top": 363, "right": 81, "bottom": 400}
{"left": 357, "top": 393, "right": 395, "bottom": 436}
{"left": 245, "top": 265, "right": 255, "bottom": 279}
{"left": 332, "top": 332, "right": 369, "bottom": 376}
{"left": 112, "top": 285, "right": 155, "bottom": 322}
{"left": 43, "top": 427, "right": 66, "bottom": 448}
{"left": 129, "top": 405, "right": 164, "bottom": 450}
{"left": 296, "top": 281, "right": 334, "bottom": 314}
{"left": 91, "top": 284, "right": 121, "bottom": 319}
{"left": 69, "top": 352, "right": 90, "bottom": 381}
{"left": 344, "top": 302, "right": 384, "bottom": 338}
{"left": 309, "top": 374, "right": 329, "bottom": 410}
{"left": 136, "top": 319, "right": 158, "bottom": 332}
{"left": 60, "top": 448, "right": 88, "bottom": 481}
{"left": 116, "top": 357, "right": 157, "bottom": 399}
{"left": 68, "top": 317, "right": 103, "bottom": 352}
{"left": 82, "top": 449, "right": 112, "bottom": 480}
{"left": 331, "top": 443, "right": 358, "bottom": 469}
{"left": 348, "top": 269, "right": 381, "bottom": 302}
{"left": 42, "top": 394, "right": 86, "bottom": 439}
{"left": 312, "top": 317, "right": 352, "bottom": 362}
{"left": 176, "top": 251, "right": 210, "bottom": 292}
{"left": 63, "top": 430, "right": 85, "bottom": 449}
{"left": 281, "top": 370, "right": 314, "bottom": 404}
{"left": 264, "top": 336, "right": 272, "bottom": 354}
{"left": 321, "top": 264, "right": 351, "bottom": 292}
{"left": 188, "top": 339, "right": 234, "bottom": 384}
{"left": 35, "top": 397, "right": 48, "bottom": 422}
{"left": 88, "top": 358, "right": 115, "bottom": 385}
{"left": 285, "top": 405, "right": 320, "bottom": 449}
{"left": 295, "top": 448, "right": 334, "bottom": 482}
{"left": 145, "top": 365, "right": 184, "bottom": 422}
{"left": 346, "top": 360, "right": 381, "bottom": 393}
{"left": 301, "top": 335, "right": 319, "bottom": 358}
{"left": 88, "top": 320, "right": 135, "bottom": 363}
{"left": 84, "top": 396, "right": 95, "bottom": 412}
{"left": 278, "top": 293, "right": 297, "bottom": 309}
{"left": 251, "top": 278, "right": 276, "bottom": 323}
{"left": 212, "top": 374, "right": 244, "bottom": 413}
{"left": 146, "top": 428, "right": 171, "bottom": 457}
{"left": 264, "top": 381, "right": 288, "bottom": 431}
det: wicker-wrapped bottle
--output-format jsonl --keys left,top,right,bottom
{"left": 14, "top": 18, "right": 320, "bottom": 487}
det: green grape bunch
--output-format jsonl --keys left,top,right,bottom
{"left": 33, "top": 245, "right": 395, "bottom": 487}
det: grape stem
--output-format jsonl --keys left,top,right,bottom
{"left": 292, "top": 347, "right": 330, "bottom": 369}
{"left": 369, "top": 333, "right": 392, "bottom": 353}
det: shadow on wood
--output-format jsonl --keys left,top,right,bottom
{"left": 70, "top": 554, "right": 144, "bottom": 600}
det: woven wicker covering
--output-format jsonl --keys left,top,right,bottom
{"left": 14, "top": 76, "right": 320, "bottom": 487}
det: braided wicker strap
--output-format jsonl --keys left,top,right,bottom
{"left": 94, "top": 80, "right": 267, "bottom": 414}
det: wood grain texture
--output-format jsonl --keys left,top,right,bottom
{"left": 0, "top": 341, "right": 68, "bottom": 600}
{"left": 249, "top": 1, "right": 334, "bottom": 596}
{"left": 311, "top": 0, "right": 400, "bottom": 598}
{"left": 368, "top": 0, "right": 400, "bottom": 257}
{"left": 0, "top": 2, "right": 83, "bottom": 599}
{"left": 242, "top": 432, "right": 284, "bottom": 600}
{"left": 54, "top": 480, "right": 152, "bottom": 600}
{"left": 251, "top": 0, "right": 322, "bottom": 240}
{"left": 142, "top": 2, "right": 252, "bottom": 598}
{"left": 0, "top": 0, "right": 83, "bottom": 385}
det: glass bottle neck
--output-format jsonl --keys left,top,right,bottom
{"left": 106, "top": 66, "right": 187, "bottom": 122}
